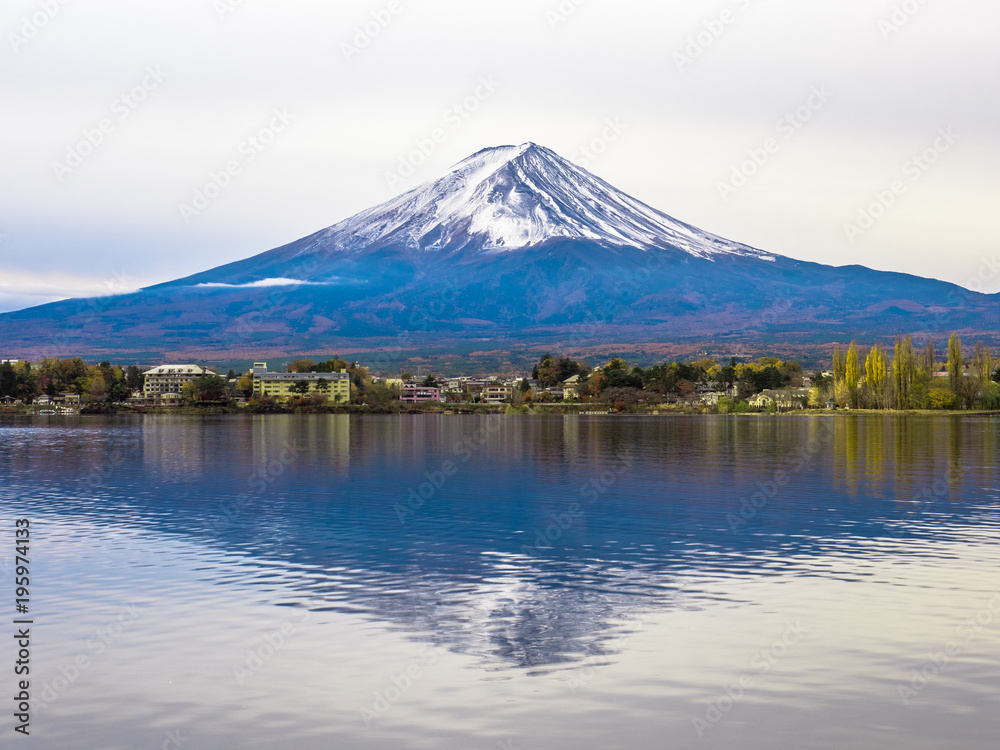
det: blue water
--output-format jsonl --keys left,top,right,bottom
{"left": 1, "top": 414, "right": 999, "bottom": 749}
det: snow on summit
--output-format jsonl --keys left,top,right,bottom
{"left": 314, "top": 143, "right": 775, "bottom": 261}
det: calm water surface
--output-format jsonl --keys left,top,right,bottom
{"left": 1, "top": 414, "right": 998, "bottom": 749}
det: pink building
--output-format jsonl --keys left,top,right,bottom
{"left": 400, "top": 385, "right": 443, "bottom": 403}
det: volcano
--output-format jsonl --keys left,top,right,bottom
{"left": 1, "top": 142, "right": 996, "bottom": 360}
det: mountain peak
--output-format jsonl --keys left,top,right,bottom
{"left": 314, "top": 142, "right": 774, "bottom": 260}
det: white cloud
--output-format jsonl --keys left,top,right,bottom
{"left": 193, "top": 278, "right": 346, "bottom": 288}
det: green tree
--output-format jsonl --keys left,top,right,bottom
{"left": 0, "top": 362, "right": 16, "bottom": 398}
{"left": 84, "top": 373, "right": 108, "bottom": 403}
{"left": 420, "top": 374, "right": 438, "bottom": 388}
{"left": 947, "top": 333, "right": 963, "bottom": 395}
{"left": 192, "top": 374, "right": 228, "bottom": 400}
{"left": 535, "top": 353, "right": 588, "bottom": 387}
{"left": 921, "top": 340, "right": 935, "bottom": 375}
{"left": 972, "top": 342, "right": 993, "bottom": 386}
{"left": 125, "top": 365, "right": 144, "bottom": 392}
{"left": 289, "top": 379, "right": 313, "bottom": 397}
{"left": 893, "top": 336, "right": 917, "bottom": 409}
{"left": 108, "top": 380, "right": 130, "bottom": 402}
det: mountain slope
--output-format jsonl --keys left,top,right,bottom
{"left": 1, "top": 143, "right": 997, "bottom": 359}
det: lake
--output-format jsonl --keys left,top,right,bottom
{"left": 1, "top": 414, "right": 999, "bottom": 749}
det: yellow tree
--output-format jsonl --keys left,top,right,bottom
{"left": 832, "top": 344, "right": 844, "bottom": 384}
{"left": 845, "top": 341, "right": 861, "bottom": 407}
{"left": 865, "top": 344, "right": 888, "bottom": 409}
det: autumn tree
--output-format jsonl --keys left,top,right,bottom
{"left": 845, "top": 341, "right": 861, "bottom": 407}
{"left": 832, "top": 344, "right": 844, "bottom": 385}
{"left": 865, "top": 344, "right": 889, "bottom": 409}
{"left": 535, "top": 354, "right": 588, "bottom": 387}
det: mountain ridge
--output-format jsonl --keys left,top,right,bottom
{"left": 1, "top": 142, "right": 997, "bottom": 359}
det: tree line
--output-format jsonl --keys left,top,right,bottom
{"left": 824, "top": 334, "right": 999, "bottom": 410}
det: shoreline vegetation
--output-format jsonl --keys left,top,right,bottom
{"left": 3, "top": 333, "right": 999, "bottom": 418}
{"left": 2, "top": 403, "right": 998, "bottom": 418}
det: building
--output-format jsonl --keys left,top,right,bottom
{"left": 400, "top": 385, "right": 443, "bottom": 403}
{"left": 251, "top": 362, "right": 351, "bottom": 401}
{"left": 750, "top": 388, "right": 811, "bottom": 409}
{"left": 562, "top": 374, "right": 580, "bottom": 400}
{"left": 699, "top": 391, "right": 728, "bottom": 406}
{"left": 142, "top": 364, "right": 218, "bottom": 400}
{"left": 482, "top": 384, "right": 513, "bottom": 404}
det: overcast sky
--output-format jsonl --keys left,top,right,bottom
{"left": 1, "top": 0, "right": 998, "bottom": 313}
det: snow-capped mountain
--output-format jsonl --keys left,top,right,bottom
{"left": 1, "top": 142, "right": 996, "bottom": 359}
{"left": 310, "top": 142, "right": 773, "bottom": 260}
